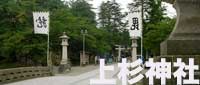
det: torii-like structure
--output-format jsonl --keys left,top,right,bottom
{"left": 115, "top": 45, "right": 125, "bottom": 62}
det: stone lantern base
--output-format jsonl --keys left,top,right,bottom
{"left": 58, "top": 61, "right": 71, "bottom": 73}
{"left": 59, "top": 64, "right": 71, "bottom": 73}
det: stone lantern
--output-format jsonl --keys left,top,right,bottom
{"left": 161, "top": 0, "right": 200, "bottom": 55}
{"left": 59, "top": 32, "right": 71, "bottom": 72}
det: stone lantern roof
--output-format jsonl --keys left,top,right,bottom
{"left": 60, "top": 32, "right": 69, "bottom": 39}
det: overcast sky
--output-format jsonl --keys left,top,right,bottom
{"left": 86, "top": 0, "right": 177, "bottom": 18}
{"left": 63, "top": 0, "right": 177, "bottom": 18}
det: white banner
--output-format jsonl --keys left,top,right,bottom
{"left": 128, "top": 7, "right": 142, "bottom": 37}
{"left": 33, "top": 12, "right": 49, "bottom": 34}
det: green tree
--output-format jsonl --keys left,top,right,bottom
{"left": 144, "top": 18, "right": 176, "bottom": 55}
{"left": 0, "top": 0, "right": 53, "bottom": 67}
{"left": 128, "top": 0, "right": 175, "bottom": 55}
{"left": 99, "top": 1, "right": 127, "bottom": 31}
{"left": 99, "top": 0, "right": 130, "bottom": 53}
{"left": 0, "top": 0, "right": 117, "bottom": 67}
{"left": 69, "top": 0, "right": 96, "bottom": 24}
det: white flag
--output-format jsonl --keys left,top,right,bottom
{"left": 33, "top": 12, "right": 49, "bottom": 34}
{"left": 128, "top": 6, "right": 142, "bottom": 37}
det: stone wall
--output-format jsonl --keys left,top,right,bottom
{"left": 0, "top": 67, "right": 51, "bottom": 84}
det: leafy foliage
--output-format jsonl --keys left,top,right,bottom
{"left": 0, "top": 0, "right": 176, "bottom": 68}
{"left": 128, "top": 0, "right": 176, "bottom": 55}
{"left": 144, "top": 18, "right": 176, "bottom": 55}
{"left": 0, "top": 0, "right": 122, "bottom": 68}
{"left": 98, "top": 0, "right": 130, "bottom": 51}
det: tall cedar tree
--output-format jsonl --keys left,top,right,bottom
{"left": 99, "top": 0, "right": 130, "bottom": 53}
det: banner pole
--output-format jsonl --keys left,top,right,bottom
{"left": 47, "top": 33, "right": 50, "bottom": 66}
{"left": 141, "top": 0, "right": 144, "bottom": 60}
{"left": 47, "top": 12, "right": 50, "bottom": 67}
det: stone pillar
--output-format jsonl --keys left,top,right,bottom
{"left": 61, "top": 43, "right": 68, "bottom": 64}
{"left": 161, "top": 0, "right": 200, "bottom": 55}
{"left": 131, "top": 37, "right": 138, "bottom": 61}
{"left": 118, "top": 46, "right": 121, "bottom": 62}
